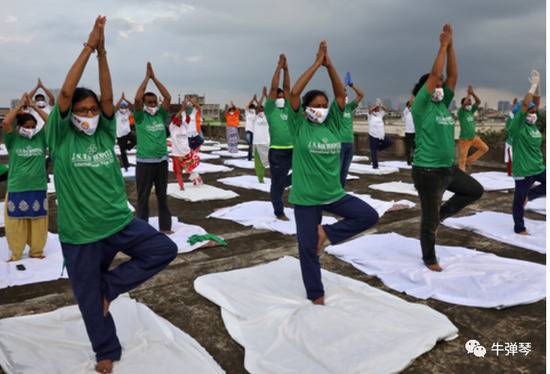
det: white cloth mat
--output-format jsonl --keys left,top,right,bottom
{"left": 443, "top": 211, "right": 546, "bottom": 254}
{"left": 121, "top": 167, "right": 136, "bottom": 178}
{"left": 219, "top": 143, "right": 247, "bottom": 150}
{"left": 0, "top": 144, "right": 8, "bottom": 156}
{"left": 369, "top": 181, "right": 454, "bottom": 201}
{"left": 0, "top": 295, "right": 224, "bottom": 374}
{"left": 212, "top": 150, "right": 248, "bottom": 158}
{"left": 0, "top": 232, "right": 67, "bottom": 289}
{"left": 126, "top": 155, "right": 137, "bottom": 165}
{"left": 148, "top": 216, "right": 209, "bottom": 253}
{"left": 198, "top": 152, "right": 220, "bottom": 160}
{"left": 326, "top": 233, "right": 546, "bottom": 308}
{"left": 208, "top": 201, "right": 337, "bottom": 235}
{"left": 200, "top": 145, "right": 223, "bottom": 152}
{"left": 349, "top": 163, "right": 399, "bottom": 175}
{"left": 378, "top": 160, "right": 412, "bottom": 170}
{"left": 218, "top": 175, "right": 272, "bottom": 193}
{"left": 47, "top": 175, "right": 56, "bottom": 194}
{"left": 470, "top": 171, "right": 515, "bottom": 191}
{"left": 526, "top": 197, "right": 546, "bottom": 215}
{"left": 167, "top": 183, "right": 238, "bottom": 202}
{"left": 194, "top": 256, "right": 458, "bottom": 374}
{"left": 351, "top": 155, "right": 369, "bottom": 162}
{"left": 223, "top": 159, "right": 255, "bottom": 169}
{"left": 350, "top": 193, "right": 415, "bottom": 217}
{"left": 193, "top": 163, "right": 233, "bottom": 174}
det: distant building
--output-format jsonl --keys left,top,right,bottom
{"left": 497, "top": 100, "right": 511, "bottom": 113}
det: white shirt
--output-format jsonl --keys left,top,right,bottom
{"left": 252, "top": 112, "right": 270, "bottom": 145}
{"left": 368, "top": 110, "right": 386, "bottom": 139}
{"left": 115, "top": 110, "right": 132, "bottom": 138}
{"left": 403, "top": 107, "right": 415, "bottom": 134}
{"left": 245, "top": 109, "right": 256, "bottom": 132}
{"left": 169, "top": 121, "right": 191, "bottom": 156}
{"left": 186, "top": 108, "right": 199, "bottom": 137}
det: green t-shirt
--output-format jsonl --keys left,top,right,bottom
{"left": 457, "top": 104, "right": 478, "bottom": 140}
{"left": 46, "top": 104, "right": 133, "bottom": 244}
{"left": 264, "top": 99, "right": 293, "bottom": 149}
{"left": 4, "top": 127, "right": 47, "bottom": 192}
{"left": 509, "top": 111, "right": 545, "bottom": 177}
{"left": 411, "top": 83, "right": 456, "bottom": 168}
{"left": 338, "top": 101, "right": 358, "bottom": 143}
{"left": 288, "top": 101, "right": 346, "bottom": 206}
{"left": 0, "top": 164, "right": 8, "bottom": 176}
{"left": 134, "top": 108, "right": 169, "bottom": 158}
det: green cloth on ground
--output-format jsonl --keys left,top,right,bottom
{"left": 254, "top": 147, "right": 265, "bottom": 183}
{"left": 187, "top": 233, "right": 227, "bottom": 246}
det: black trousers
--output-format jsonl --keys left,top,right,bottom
{"left": 136, "top": 161, "right": 172, "bottom": 231}
{"left": 412, "top": 165, "right": 483, "bottom": 265}
{"left": 369, "top": 135, "right": 392, "bottom": 168}
{"left": 404, "top": 133, "right": 415, "bottom": 165}
{"left": 117, "top": 132, "right": 137, "bottom": 170}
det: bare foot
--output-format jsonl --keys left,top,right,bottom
{"left": 276, "top": 214, "right": 290, "bottom": 221}
{"left": 316, "top": 225, "right": 328, "bottom": 255}
{"left": 95, "top": 359, "right": 113, "bottom": 374}
{"left": 103, "top": 297, "right": 111, "bottom": 317}
{"left": 30, "top": 255, "right": 46, "bottom": 259}
{"left": 388, "top": 203, "right": 409, "bottom": 212}
{"left": 312, "top": 296, "right": 325, "bottom": 305}
{"left": 517, "top": 230, "right": 529, "bottom": 236}
{"left": 160, "top": 230, "right": 174, "bottom": 235}
{"left": 426, "top": 263, "right": 443, "bottom": 272}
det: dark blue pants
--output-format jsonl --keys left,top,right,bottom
{"left": 339, "top": 142, "right": 354, "bottom": 187}
{"left": 245, "top": 131, "right": 253, "bottom": 161}
{"left": 61, "top": 218, "right": 178, "bottom": 362}
{"left": 513, "top": 170, "right": 546, "bottom": 233}
{"left": 269, "top": 148, "right": 293, "bottom": 217}
{"left": 369, "top": 135, "right": 392, "bottom": 169}
{"left": 294, "top": 194, "right": 379, "bottom": 300}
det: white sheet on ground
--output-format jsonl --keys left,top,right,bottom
{"left": 219, "top": 143, "right": 247, "bottom": 150}
{"left": 346, "top": 174, "right": 359, "bottom": 180}
{"left": 352, "top": 155, "right": 369, "bottom": 162}
{"left": 0, "top": 295, "right": 224, "bottom": 374}
{"left": 369, "top": 181, "right": 454, "bottom": 201}
{"left": 208, "top": 201, "right": 337, "bottom": 235}
{"left": 212, "top": 150, "right": 248, "bottom": 158}
{"left": 0, "top": 144, "right": 7, "bottom": 156}
{"left": 443, "top": 211, "right": 546, "bottom": 254}
{"left": 470, "top": 171, "right": 515, "bottom": 191}
{"left": 200, "top": 145, "right": 223, "bottom": 152}
{"left": 121, "top": 167, "right": 136, "bottom": 178}
{"left": 326, "top": 233, "right": 545, "bottom": 308}
{"left": 217, "top": 175, "right": 272, "bottom": 193}
{"left": 167, "top": 183, "right": 238, "bottom": 202}
{"left": 526, "top": 197, "right": 546, "bottom": 215}
{"left": 348, "top": 163, "right": 399, "bottom": 175}
{"left": 350, "top": 193, "right": 415, "bottom": 216}
{"left": 0, "top": 232, "right": 67, "bottom": 289}
{"left": 126, "top": 155, "right": 137, "bottom": 165}
{"left": 193, "top": 163, "right": 233, "bottom": 174}
{"left": 114, "top": 146, "right": 136, "bottom": 156}
{"left": 148, "top": 216, "right": 208, "bottom": 253}
{"left": 194, "top": 256, "right": 458, "bottom": 374}
{"left": 223, "top": 159, "right": 255, "bottom": 169}
{"left": 198, "top": 152, "right": 220, "bottom": 160}
{"left": 378, "top": 160, "right": 412, "bottom": 170}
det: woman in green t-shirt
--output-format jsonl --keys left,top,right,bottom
{"left": 508, "top": 69, "right": 545, "bottom": 235}
{"left": 410, "top": 24, "right": 483, "bottom": 272}
{"left": 288, "top": 41, "right": 379, "bottom": 306}
{"left": 47, "top": 17, "right": 177, "bottom": 374}
{"left": 1, "top": 93, "right": 49, "bottom": 261}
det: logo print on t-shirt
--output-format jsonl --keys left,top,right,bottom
{"left": 15, "top": 145, "right": 43, "bottom": 157}
{"left": 71, "top": 144, "right": 115, "bottom": 168}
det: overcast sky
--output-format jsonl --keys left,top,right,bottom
{"left": 0, "top": 0, "right": 545, "bottom": 108}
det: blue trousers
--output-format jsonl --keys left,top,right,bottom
{"left": 513, "top": 170, "right": 546, "bottom": 233}
{"left": 269, "top": 148, "right": 293, "bottom": 217}
{"left": 294, "top": 194, "right": 379, "bottom": 300}
{"left": 369, "top": 135, "right": 392, "bottom": 169}
{"left": 339, "top": 142, "right": 354, "bottom": 187}
{"left": 61, "top": 218, "right": 178, "bottom": 362}
{"left": 245, "top": 130, "right": 253, "bottom": 161}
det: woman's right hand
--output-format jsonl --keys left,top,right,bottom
{"left": 439, "top": 24, "right": 452, "bottom": 49}
{"left": 315, "top": 40, "right": 326, "bottom": 66}
{"left": 86, "top": 16, "right": 105, "bottom": 50}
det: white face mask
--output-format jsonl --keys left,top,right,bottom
{"left": 275, "top": 98, "right": 285, "bottom": 108}
{"left": 249, "top": 109, "right": 256, "bottom": 115}
{"left": 305, "top": 107, "right": 329, "bottom": 124}
{"left": 464, "top": 104, "right": 473, "bottom": 111}
{"left": 19, "top": 126, "right": 37, "bottom": 139}
{"left": 257, "top": 112, "right": 265, "bottom": 118}
{"left": 526, "top": 113, "right": 538, "bottom": 125}
{"left": 71, "top": 114, "right": 100, "bottom": 136}
{"left": 345, "top": 96, "right": 349, "bottom": 104}
{"left": 119, "top": 108, "right": 129, "bottom": 115}
{"left": 432, "top": 88, "right": 444, "bottom": 103}
{"left": 144, "top": 106, "right": 159, "bottom": 116}
{"left": 36, "top": 100, "right": 47, "bottom": 109}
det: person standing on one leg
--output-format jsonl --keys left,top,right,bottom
{"left": 47, "top": 17, "right": 177, "bottom": 373}
{"left": 225, "top": 102, "right": 241, "bottom": 153}
{"left": 252, "top": 87, "right": 270, "bottom": 183}
{"left": 134, "top": 62, "right": 173, "bottom": 234}
{"left": 29, "top": 78, "right": 55, "bottom": 115}
{"left": 115, "top": 93, "right": 135, "bottom": 171}
{"left": 504, "top": 98, "right": 518, "bottom": 176}
{"left": 509, "top": 69, "right": 545, "bottom": 235}
{"left": 410, "top": 24, "right": 483, "bottom": 272}
{"left": 457, "top": 85, "right": 488, "bottom": 171}
{"left": 338, "top": 71, "right": 364, "bottom": 187}
{"left": 169, "top": 103, "right": 201, "bottom": 190}
{"left": 265, "top": 54, "right": 293, "bottom": 220}
{"left": 289, "top": 41, "right": 379, "bottom": 305}
{"left": 367, "top": 99, "right": 392, "bottom": 169}
{"left": 403, "top": 97, "right": 416, "bottom": 165}
{"left": 244, "top": 95, "right": 257, "bottom": 161}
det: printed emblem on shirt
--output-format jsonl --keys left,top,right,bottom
{"left": 528, "top": 128, "right": 542, "bottom": 138}
{"left": 343, "top": 112, "right": 352, "bottom": 119}
{"left": 308, "top": 137, "right": 341, "bottom": 154}
{"left": 71, "top": 144, "right": 115, "bottom": 168}
{"left": 15, "top": 145, "right": 43, "bottom": 158}
{"left": 280, "top": 113, "right": 288, "bottom": 121}
{"left": 436, "top": 115, "right": 455, "bottom": 126}
{"left": 147, "top": 122, "right": 165, "bottom": 133}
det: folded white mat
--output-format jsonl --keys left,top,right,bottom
{"left": 121, "top": 167, "right": 136, "bottom": 178}
{"left": 326, "top": 233, "right": 546, "bottom": 308}
{"left": 378, "top": 160, "right": 412, "bottom": 170}
{"left": 223, "top": 159, "right": 255, "bottom": 169}
{"left": 470, "top": 171, "right": 515, "bottom": 191}
{"left": 167, "top": 183, "right": 238, "bottom": 202}
{"left": 194, "top": 256, "right": 458, "bottom": 374}
{"left": 200, "top": 145, "right": 223, "bottom": 152}
{"left": 218, "top": 175, "right": 272, "bottom": 193}
{"left": 349, "top": 163, "right": 399, "bottom": 175}
{"left": 219, "top": 143, "right": 248, "bottom": 150}
{"left": 346, "top": 174, "right": 359, "bottom": 180}
{"left": 212, "top": 150, "right": 248, "bottom": 158}
{"left": 194, "top": 163, "right": 233, "bottom": 174}
{"left": 350, "top": 193, "right": 415, "bottom": 216}
{"left": 198, "top": 152, "right": 220, "bottom": 160}
{"left": 0, "top": 295, "right": 224, "bottom": 374}
{"left": 147, "top": 216, "right": 209, "bottom": 253}
{"left": 443, "top": 211, "right": 546, "bottom": 254}
{"left": 369, "top": 181, "right": 454, "bottom": 201}
{"left": 0, "top": 232, "right": 67, "bottom": 289}
{"left": 208, "top": 201, "right": 337, "bottom": 235}
{"left": 526, "top": 197, "right": 546, "bottom": 215}
{"left": 203, "top": 140, "right": 220, "bottom": 145}
{"left": 352, "top": 155, "right": 369, "bottom": 162}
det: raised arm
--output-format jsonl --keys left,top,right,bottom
{"left": 322, "top": 44, "right": 346, "bottom": 110}
{"left": 246, "top": 94, "right": 256, "bottom": 109}
{"left": 258, "top": 87, "right": 267, "bottom": 106}
{"left": 282, "top": 55, "right": 291, "bottom": 98}
{"left": 1, "top": 94, "right": 26, "bottom": 133}
{"left": 28, "top": 80, "right": 40, "bottom": 100}
{"left": 39, "top": 79, "right": 56, "bottom": 106}
{"left": 522, "top": 69, "right": 540, "bottom": 113}
{"left": 425, "top": 24, "right": 452, "bottom": 93}
{"left": 58, "top": 16, "right": 103, "bottom": 113}
{"left": 467, "top": 85, "right": 481, "bottom": 106}
{"left": 269, "top": 55, "right": 284, "bottom": 100}
{"left": 149, "top": 63, "right": 171, "bottom": 112}
{"left": 289, "top": 42, "right": 325, "bottom": 111}
{"left": 96, "top": 18, "right": 114, "bottom": 118}
{"left": 27, "top": 94, "right": 49, "bottom": 123}
{"left": 134, "top": 66, "right": 151, "bottom": 111}
{"left": 444, "top": 24, "right": 457, "bottom": 91}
